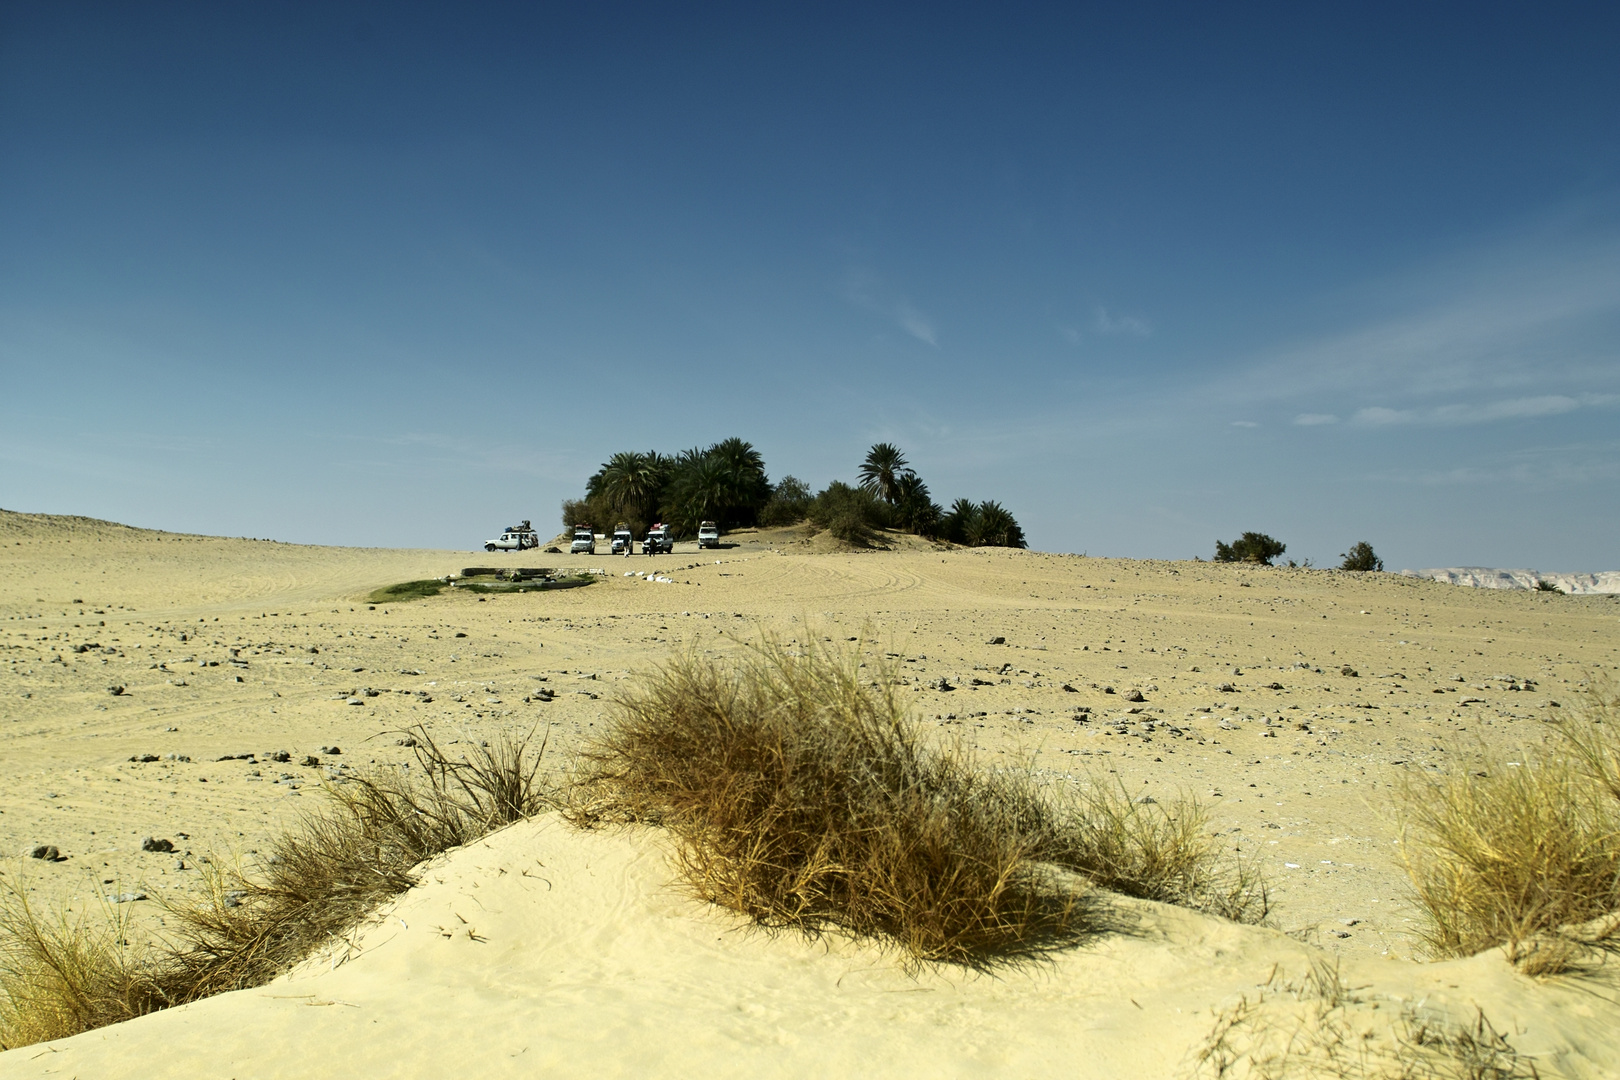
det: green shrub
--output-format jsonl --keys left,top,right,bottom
{"left": 1214, "top": 532, "right": 1286, "bottom": 565}
{"left": 808, "top": 481, "right": 891, "bottom": 545}
{"left": 1338, "top": 541, "right": 1383, "bottom": 572}
{"left": 759, "top": 476, "right": 812, "bottom": 526}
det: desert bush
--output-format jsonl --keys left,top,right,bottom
{"left": 1397, "top": 688, "right": 1620, "bottom": 972}
{"left": 572, "top": 633, "right": 1263, "bottom": 968}
{"left": 807, "top": 481, "right": 891, "bottom": 546}
{"left": 1339, "top": 541, "right": 1383, "bottom": 572}
{"left": 759, "top": 475, "right": 812, "bottom": 526}
{"left": 572, "top": 634, "right": 1086, "bottom": 966}
{"left": 0, "top": 725, "right": 554, "bottom": 1049}
{"left": 561, "top": 495, "right": 616, "bottom": 536}
{"left": 1214, "top": 532, "right": 1286, "bottom": 565}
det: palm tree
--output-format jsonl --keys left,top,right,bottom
{"left": 596, "top": 451, "right": 664, "bottom": 522}
{"left": 858, "top": 443, "right": 910, "bottom": 505}
{"left": 707, "top": 437, "right": 771, "bottom": 522}
{"left": 973, "top": 501, "right": 1026, "bottom": 548}
{"left": 892, "top": 472, "right": 940, "bottom": 536}
{"left": 941, "top": 498, "right": 979, "bottom": 545}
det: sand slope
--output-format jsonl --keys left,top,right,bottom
{"left": 3, "top": 510, "right": 1619, "bottom": 1075}
{"left": 5, "top": 814, "right": 1615, "bottom": 1079}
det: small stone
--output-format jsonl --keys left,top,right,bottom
{"left": 140, "top": 837, "right": 174, "bottom": 853}
{"left": 130, "top": 753, "right": 160, "bottom": 763}
{"left": 1134, "top": 795, "right": 1157, "bottom": 805}
{"left": 1340, "top": 665, "right": 1358, "bottom": 677}
{"left": 985, "top": 635, "right": 1006, "bottom": 645}
{"left": 346, "top": 697, "right": 363, "bottom": 705}
{"left": 1266, "top": 682, "right": 1284, "bottom": 690}
{"left": 107, "top": 684, "right": 126, "bottom": 696}
{"left": 109, "top": 891, "right": 148, "bottom": 904}
{"left": 320, "top": 746, "right": 341, "bottom": 755}
{"left": 301, "top": 755, "right": 321, "bottom": 767}
{"left": 1123, "top": 689, "right": 1145, "bottom": 703}
{"left": 268, "top": 750, "right": 291, "bottom": 763}
{"left": 24, "top": 844, "right": 62, "bottom": 861}
{"left": 931, "top": 677, "right": 954, "bottom": 692}
{"left": 1217, "top": 682, "right": 1236, "bottom": 693}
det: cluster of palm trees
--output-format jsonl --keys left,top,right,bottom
{"left": 562, "top": 440, "right": 1026, "bottom": 548}
{"left": 564, "top": 438, "right": 771, "bottom": 538}
{"left": 854, "top": 444, "right": 1026, "bottom": 548}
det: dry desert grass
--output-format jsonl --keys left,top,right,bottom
{"left": 0, "top": 727, "right": 553, "bottom": 1049}
{"left": 1397, "top": 677, "right": 1620, "bottom": 975}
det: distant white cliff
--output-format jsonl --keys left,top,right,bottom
{"left": 1400, "top": 568, "right": 1620, "bottom": 594}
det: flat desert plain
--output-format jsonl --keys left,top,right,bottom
{"left": 2, "top": 508, "right": 1618, "bottom": 1077}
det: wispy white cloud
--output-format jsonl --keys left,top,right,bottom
{"left": 842, "top": 268, "right": 939, "bottom": 346}
{"left": 1230, "top": 420, "right": 1259, "bottom": 428}
{"left": 1221, "top": 223, "right": 1620, "bottom": 413}
{"left": 1094, "top": 306, "right": 1152, "bottom": 337}
{"left": 1293, "top": 413, "right": 1339, "bottom": 426}
{"left": 1350, "top": 393, "right": 1616, "bottom": 427}
{"left": 1366, "top": 440, "right": 1620, "bottom": 487}
{"left": 895, "top": 302, "right": 937, "bottom": 346}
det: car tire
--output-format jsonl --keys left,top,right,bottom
{"left": 485, "top": 544, "right": 496, "bottom": 552}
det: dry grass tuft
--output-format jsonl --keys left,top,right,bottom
{"left": 1193, "top": 958, "right": 1538, "bottom": 1079}
{"left": 0, "top": 889, "right": 169, "bottom": 1050}
{"left": 1397, "top": 679, "right": 1620, "bottom": 973}
{"left": 1048, "top": 779, "right": 1270, "bottom": 924}
{"left": 0, "top": 724, "right": 554, "bottom": 1050}
{"left": 573, "top": 631, "right": 1262, "bottom": 967}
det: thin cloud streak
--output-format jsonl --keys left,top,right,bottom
{"left": 1094, "top": 306, "right": 1152, "bottom": 337}
{"left": 842, "top": 268, "right": 939, "bottom": 346}
{"left": 1351, "top": 393, "right": 1616, "bottom": 427}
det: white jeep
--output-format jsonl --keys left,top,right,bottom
{"left": 569, "top": 525, "right": 597, "bottom": 555}
{"left": 697, "top": 521, "right": 720, "bottom": 549}
{"left": 644, "top": 523, "right": 674, "bottom": 555}
{"left": 485, "top": 521, "right": 540, "bottom": 552}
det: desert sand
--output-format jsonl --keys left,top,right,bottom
{"left": 2, "top": 508, "right": 1618, "bottom": 1077}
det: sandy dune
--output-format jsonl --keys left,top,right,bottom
{"left": 3, "top": 509, "right": 1618, "bottom": 1076}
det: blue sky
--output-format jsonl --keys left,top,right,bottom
{"left": 3, "top": 2, "right": 1617, "bottom": 568}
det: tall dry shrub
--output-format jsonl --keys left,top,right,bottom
{"left": 575, "top": 633, "right": 1264, "bottom": 966}
{"left": 574, "top": 634, "right": 1084, "bottom": 965}
{"left": 1398, "top": 683, "right": 1620, "bottom": 971}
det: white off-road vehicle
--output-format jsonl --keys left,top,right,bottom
{"left": 644, "top": 523, "right": 674, "bottom": 555}
{"left": 570, "top": 525, "right": 597, "bottom": 555}
{"left": 611, "top": 524, "right": 634, "bottom": 555}
{"left": 697, "top": 521, "right": 720, "bottom": 549}
{"left": 485, "top": 521, "right": 540, "bottom": 552}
